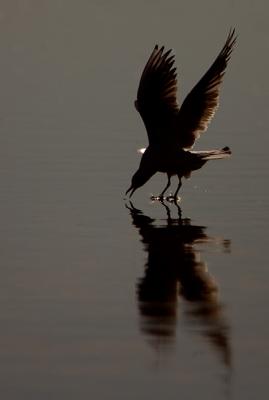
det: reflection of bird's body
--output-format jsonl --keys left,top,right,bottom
{"left": 126, "top": 30, "right": 236, "bottom": 199}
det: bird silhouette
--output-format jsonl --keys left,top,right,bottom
{"left": 126, "top": 29, "right": 236, "bottom": 200}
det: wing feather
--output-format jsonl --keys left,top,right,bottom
{"left": 177, "top": 29, "right": 237, "bottom": 149}
{"left": 135, "top": 45, "right": 179, "bottom": 144}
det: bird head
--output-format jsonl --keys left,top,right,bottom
{"left": 125, "top": 168, "right": 155, "bottom": 198}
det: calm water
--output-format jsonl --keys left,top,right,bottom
{"left": 0, "top": 1, "right": 268, "bottom": 399}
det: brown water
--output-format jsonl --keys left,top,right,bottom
{"left": 0, "top": 1, "right": 268, "bottom": 399}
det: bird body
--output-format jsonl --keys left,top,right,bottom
{"left": 139, "top": 146, "right": 196, "bottom": 177}
{"left": 126, "top": 30, "right": 236, "bottom": 199}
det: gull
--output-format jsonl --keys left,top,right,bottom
{"left": 126, "top": 29, "right": 236, "bottom": 200}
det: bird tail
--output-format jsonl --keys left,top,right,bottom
{"left": 190, "top": 146, "right": 231, "bottom": 160}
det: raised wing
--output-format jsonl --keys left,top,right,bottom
{"left": 135, "top": 45, "right": 179, "bottom": 145}
{"left": 177, "top": 29, "right": 236, "bottom": 149}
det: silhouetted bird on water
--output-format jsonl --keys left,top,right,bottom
{"left": 126, "top": 29, "right": 236, "bottom": 200}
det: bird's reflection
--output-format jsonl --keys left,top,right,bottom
{"left": 126, "top": 201, "right": 231, "bottom": 368}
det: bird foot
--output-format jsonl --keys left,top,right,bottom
{"left": 150, "top": 194, "right": 181, "bottom": 203}
{"left": 166, "top": 195, "right": 181, "bottom": 203}
{"left": 150, "top": 195, "right": 165, "bottom": 201}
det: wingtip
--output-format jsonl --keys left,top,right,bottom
{"left": 157, "top": 45, "right": 165, "bottom": 56}
{"left": 227, "top": 27, "right": 237, "bottom": 44}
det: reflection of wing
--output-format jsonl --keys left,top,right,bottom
{"left": 135, "top": 45, "right": 179, "bottom": 145}
{"left": 177, "top": 29, "right": 236, "bottom": 149}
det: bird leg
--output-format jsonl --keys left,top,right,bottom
{"left": 173, "top": 176, "right": 182, "bottom": 200}
{"left": 159, "top": 174, "right": 171, "bottom": 199}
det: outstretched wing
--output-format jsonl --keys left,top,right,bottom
{"left": 135, "top": 45, "right": 179, "bottom": 145}
{"left": 177, "top": 29, "right": 236, "bottom": 149}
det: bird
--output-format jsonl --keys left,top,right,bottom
{"left": 126, "top": 29, "right": 236, "bottom": 200}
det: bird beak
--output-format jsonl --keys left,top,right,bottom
{"left": 125, "top": 186, "right": 136, "bottom": 198}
